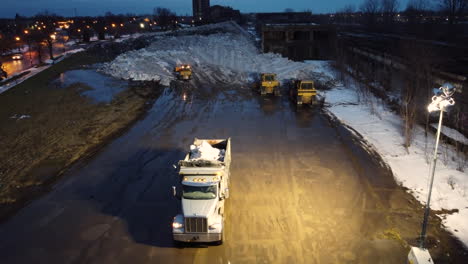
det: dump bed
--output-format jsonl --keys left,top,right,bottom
{"left": 178, "top": 138, "right": 231, "bottom": 170}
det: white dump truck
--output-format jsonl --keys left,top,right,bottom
{"left": 172, "top": 138, "right": 231, "bottom": 244}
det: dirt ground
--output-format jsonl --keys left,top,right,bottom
{"left": 0, "top": 41, "right": 160, "bottom": 223}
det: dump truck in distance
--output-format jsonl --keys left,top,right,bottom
{"left": 172, "top": 138, "right": 231, "bottom": 244}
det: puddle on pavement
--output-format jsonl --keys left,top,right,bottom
{"left": 54, "top": 69, "right": 126, "bottom": 103}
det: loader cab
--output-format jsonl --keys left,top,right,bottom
{"left": 262, "top": 73, "right": 276, "bottom": 82}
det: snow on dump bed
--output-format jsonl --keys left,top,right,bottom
{"left": 101, "top": 22, "right": 328, "bottom": 86}
{"left": 190, "top": 140, "right": 225, "bottom": 161}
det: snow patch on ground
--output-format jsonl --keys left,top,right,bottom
{"left": 431, "top": 124, "right": 468, "bottom": 145}
{"left": 318, "top": 63, "right": 468, "bottom": 247}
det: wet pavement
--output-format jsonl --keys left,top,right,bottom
{"left": 0, "top": 71, "right": 466, "bottom": 264}
{"left": 1, "top": 43, "right": 70, "bottom": 76}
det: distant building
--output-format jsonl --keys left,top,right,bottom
{"left": 261, "top": 23, "right": 336, "bottom": 61}
{"left": 209, "top": 5, "right": 241, "bottom": 23}
{"left": 193, "top": 0, "right": 210, "bottom": 22}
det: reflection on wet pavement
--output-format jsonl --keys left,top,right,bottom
{"left": 55, "top": 69, "right": 126, "bottom": 103}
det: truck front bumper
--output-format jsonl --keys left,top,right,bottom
{"left": 173, "top": 233, "right": 222, "bottom": 243}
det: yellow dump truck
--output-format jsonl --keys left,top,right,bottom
{"left": 257, "top": 73, "right": 280, "bottom": 96}
{"left": 174, "top": 64, "right": 192, "bottom": 80}
{"left": 289, "top": 80, "right": 318, "bottom": 105}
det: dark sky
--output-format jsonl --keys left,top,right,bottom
{"left": 1, "top": 0, "right": 410, "bottom": 18}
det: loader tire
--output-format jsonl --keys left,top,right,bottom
{"left": 274, "top": 88, "right": 280, "bottom": 96}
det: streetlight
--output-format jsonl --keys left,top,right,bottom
{"left": 14, "top": 36, "right": 21, "bottom": 52}
{"left": 419, "top": 83, "right": 455, "bottom": 248}
{"left": 408, "top": 83, "right": 455, "bottom": 263}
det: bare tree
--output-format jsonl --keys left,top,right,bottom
{"left": 33, "top": 11, "right": 62, "bottom": 61}
{"left": 360, "top": 0, "right": 380, "bottom": 25}
{"left": 284, "top": 8, "right": 295, "bottom": 12}
{"left": 381, "top": 0, "right": 399, "bottom": 24}
{"left": 154, "top": 7, "right": 176, "bottom": 30}
{"left": 408, "top": 0, "right": 430, "bottom": 10}
{"left": 342, "top": 4, "right": 356, "bottom": 13}
{"left": 436, "top": 0, "right": 468, "bottom": 24}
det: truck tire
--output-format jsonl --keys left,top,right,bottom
{"left": 215, "top": 230, "right": 224, "bottom": 245}
{"left": 274, "top": 87, "right": 280, "bottom": 96}
{"left": 214, "top": 219, "right": 225, "bottom": 246}
{"left": 297, "top": 96, "right": 302, "bottom": 105}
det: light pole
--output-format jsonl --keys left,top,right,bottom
{"left": 420, "top": 83, "right": 456, "bottom": 248}
{"left": 408, "top": 83, "right": 455, "bottom": 264}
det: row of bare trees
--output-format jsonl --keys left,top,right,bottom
{"left": 357, "top": 0, "right": 468, "bottom": 24}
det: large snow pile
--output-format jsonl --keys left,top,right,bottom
{"left": 101, "top": 22, "right": 327, "bottom": 86}
{"left": 190, "top": 141, "right": 225, "bottom": 161}
{"left": 315, "top": 60, "right": 468, "bottom": 247}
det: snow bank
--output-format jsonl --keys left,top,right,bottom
{"left": 190, "top": 141, "right": 225, "bottom": 161}
{"left": 101, "top": 23, "right": 330, "bottom": 86}
{"left": 318, "top": 61, "right": 468, "bottom": 247}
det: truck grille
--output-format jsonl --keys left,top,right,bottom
{"left": 185, "top": 217, "right": 207, "bottom": 233}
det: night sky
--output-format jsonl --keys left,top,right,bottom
{"left": 1, "top": 0, "right": 411, "bottom": 18}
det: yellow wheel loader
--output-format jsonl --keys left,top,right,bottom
{"left": 174, "top": 64, "right": 192, "bottom": 81}
{"left": 257, "top": 73, "right": 280, "bottom": 96}
{"left": 289, "top": 80, "right": 318, "bottom": 105}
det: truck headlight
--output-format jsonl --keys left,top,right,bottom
{"left": 209, "top": 223, "right": 221, "bottom": 230}
{"left": 173, "top": 222, "right": 183, "bottom": 229}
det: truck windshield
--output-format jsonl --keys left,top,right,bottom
{"left": 183, "top": 185, "right": 217, "bottom": 200}
{"left": 264, "top": 75, "right": 274, "bottom": 81}
{"left": 301, "top": 83, "right": 314, "bottom": 90}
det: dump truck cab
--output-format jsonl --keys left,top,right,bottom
{"left": 174, "top": 64, "right": 192, "bottom": 80}
{"left": 258, "top": 73, "right": 280, "bottom": 96}
{"left": 172, "top": 138, "right": 231, "bottom": 244}
{"left": 290, "top": 80, "right": 318, "bottom": 105}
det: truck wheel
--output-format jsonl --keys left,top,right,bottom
{"left": 215, "top": 231, "right": 224, "bottom": 246}
{"left": 274, "top": 88, "right": 280, "bottom": 96}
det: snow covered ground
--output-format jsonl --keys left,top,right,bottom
{"left": 101, "top": 21, "right": 468, "bottom": 247}
{"left": 306, "top": 60, "right": 468, "bottom": 247}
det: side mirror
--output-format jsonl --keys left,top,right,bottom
{"left": 172, "top": 186, "right": 181, "bottom": 200}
